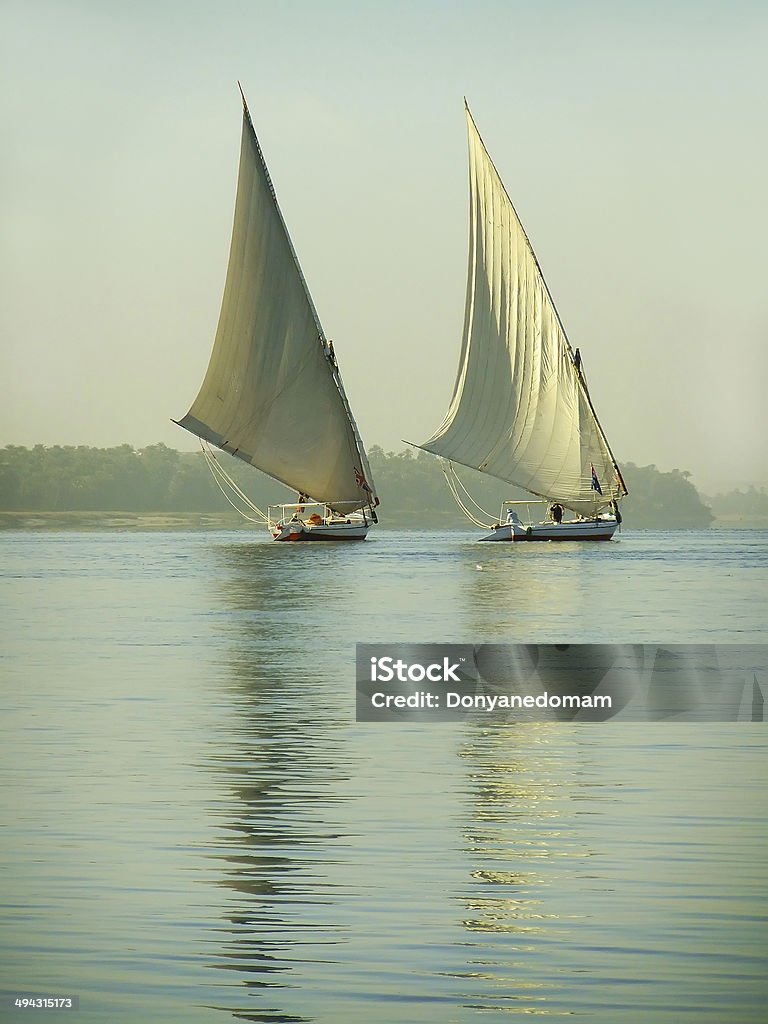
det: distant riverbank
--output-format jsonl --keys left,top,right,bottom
{"left": 0, "top": 510, "right": 488, "bottom": 531}
{"left": 0, "top": 511, "right": 244, "bottom": 531}
{"left": 0, "top": 510, "right": 762, "bottom": 531}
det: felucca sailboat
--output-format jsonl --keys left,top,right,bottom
{"left": 175, "top": 87, "right": 379, "bottom": 541}
{"left": 415, "top": 103, "right": 627, "bottom": 541}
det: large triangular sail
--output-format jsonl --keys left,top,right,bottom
{"left": 177, "top": 92, "right": 377, "bottom": 511}
{"left": 420, "top": 104, "right": 626, "bottom": 515}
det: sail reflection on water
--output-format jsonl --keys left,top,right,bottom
{"left": 449, "top": 725, "right": 598, "bottom": 1015}
{"left": 201, "top": 541, "right": 359, "bottom": 1022}
{"left": 190, "top": 533, "right": 765, "bottom": 1021}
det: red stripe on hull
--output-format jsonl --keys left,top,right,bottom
{"left": 274, "top": 534, "right": 367, "bottom": 542}
{"left": 273, "top": 529, "right": 368, "bottom": 542}
{"left": 482, "top": 522, "right": 618, "bottom": 542}
{"left": 513, "top": 533, "right": 614, "bottom": 542}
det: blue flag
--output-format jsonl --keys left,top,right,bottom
{"left": 591, "top": 464, "right": 603, "bottom": 495}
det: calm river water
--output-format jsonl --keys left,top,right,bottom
{"left": 1, "top": 528, "right": 766, "bottom": 1021}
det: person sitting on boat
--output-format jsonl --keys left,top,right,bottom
{"left": 550, "top": 503, "right": 564, "bottom": 524}
{"left": 506, "top": 508, "right": 521, "bottom": 525}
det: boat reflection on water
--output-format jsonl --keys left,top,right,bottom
{"left": 202, "top": 538, "right": 602, "bottom": 1021}
{"left": 459, "top": 550, "right": 765, "bottom": 721}
{"left": 448, "top": 723, "right": 604, "bottom": 1016}
{"left": 456, "top": 548, "right": 644, "bottom": 719}
{"left": 194, "top": 535, "right": 765, "bottom": 1021}
{"left": 202, "top": 540, "right": 359, "bottom": 1023}
{"left": 457, "top": 538, "right": 608, "bottom": 642}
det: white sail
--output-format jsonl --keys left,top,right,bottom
{"left": 177, "top": 98, "right": 376, "bottom": 511}
{"left": 421, "top": 105, "right": 626, "bottom": 515}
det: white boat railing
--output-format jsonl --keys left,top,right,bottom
{"left": 268, "top": 501, "right": 369, "bottom": 530}
{"left": 498, "top": 500, "right": 547, "bottom": 528}
{"left": 499, "top": 499, "right": 614, "bottom": 528}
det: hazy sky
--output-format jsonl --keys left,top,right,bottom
{"left": 2, "top": 0, "right": 766, "bottom": 493}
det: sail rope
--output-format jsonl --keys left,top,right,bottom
{"left": 441, "top": 461, "right": 495, "bottom": 529}
{"left": 445, "top": 462, "right": 497, "bottom": 519}
{"left": 200, "top": 441, "right": 271, "bottom": 525}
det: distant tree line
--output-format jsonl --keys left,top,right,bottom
{"left": 0, "top": 442, "right": 718, "bottom": 528}
{"left": 366, "top": 449, "right": 715, "bottom": 528}
{"left": 705, "top": 485, "right": 768, "bottom": 526}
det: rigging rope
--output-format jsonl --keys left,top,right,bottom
{"left": 441, "top": 461, "right": 494, "bottom": 529}
{"left": 200, "top": 441, "right": 271, "bottom": 525}
{"left": 444, "top": 461, "right": 497, "bottom": 520}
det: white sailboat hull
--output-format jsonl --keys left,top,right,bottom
{"left": 480, "top": 519, "right": 619, "bottom": 542}
{"left": 271, "top": 520, "right": 370, "bottom": 542}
